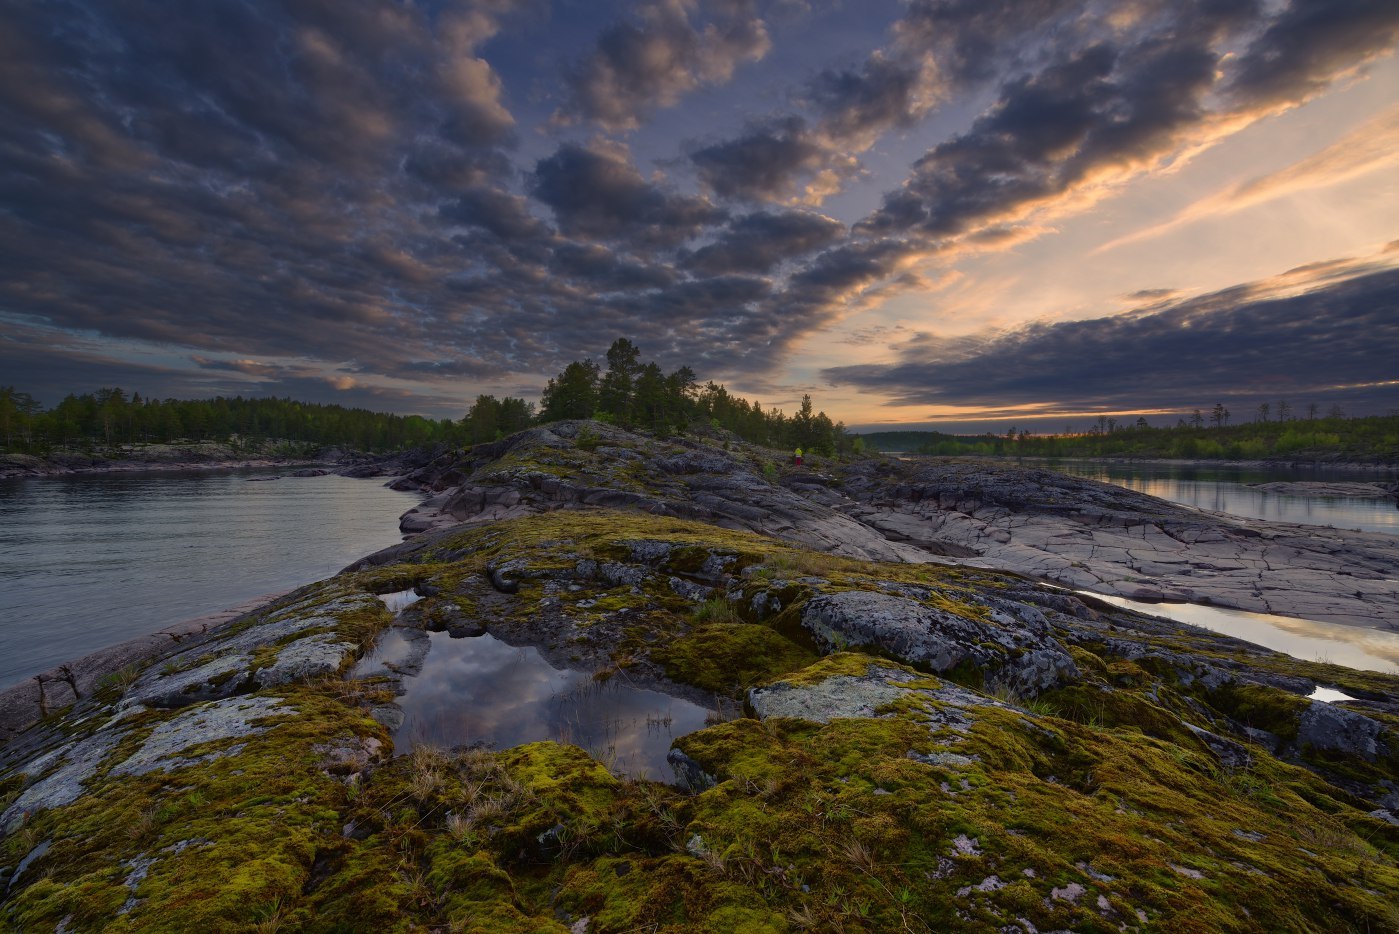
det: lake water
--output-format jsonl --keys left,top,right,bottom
{"left": 1031, "top": 461, "right": 1399, "bottom": 536}
{"left": 0, "top": 468, "right": 420, "bottom": 688}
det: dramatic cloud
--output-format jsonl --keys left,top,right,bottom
{"left": 0, "top": 0, "right": 1395, "bottom": 421}
{"left": 824, "top": 263, "right": 1399, "bottom": 413}
{"left": 557, "top": 0, "right": 771, "bottom": 130}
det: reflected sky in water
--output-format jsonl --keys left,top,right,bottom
{"left": 0, "top": 469, "right": 419, "bottom": 687}
{"left": 1082, "top": 591, "right": 1399, "bottom": 674}
{"left": 1039, "top": 462, "right": 1399, "bottom": 536}
{"left": 391, "top": 631, "right": 715, "bottom": 781}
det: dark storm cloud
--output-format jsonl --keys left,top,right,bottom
{"left": 684, "top": 0, "right": 1103, "bottom": 203}
{"left": 681, "top": 211, "right": 844, "bottom": 275}
{"left": 0, "top": 0, "right": 541, "bottom": 390}
{"left": 891, "top": 0, "right": 1080, "bottom": 86}
{"left": 824, "top": 268, "right": 1399, "bottom": 412}
{"left": 531, "top": 141, "right": 725, "bottom": 246}
{"left": 859, "top": 0, "right": 1391, "bottom": 244}
{"left": 556, "top": 0, "right": 770, "bottom": 130}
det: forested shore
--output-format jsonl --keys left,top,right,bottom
{"left": 1, "top": 339, "right": 859, "bottom": 462}
{"left": 861, "top": 411, "right": 1399, "bottom": 464}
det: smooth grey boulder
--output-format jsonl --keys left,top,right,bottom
{"left": 799, "top": 591, "right": 1077, "bottom": 694}
{"left": 252, "top": 634, "right": 356, "bottom": 689}
{"left": 1296, "top": 700, "right": 1383, "bottom": 761}
{"left": 123, "top": 653, "right": 253, "bottom": 709}
{"left": 750, "top": 669, "right": 918, "bottom": 722}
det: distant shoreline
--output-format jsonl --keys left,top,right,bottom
{"left": 886, "top": 452, "right": 1399, "bottom": 473}
{"left": 0, "top": 456, "right": 329, "bottom": 481}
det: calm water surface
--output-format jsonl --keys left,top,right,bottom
{"left": 1080, "top": 592, "right": 1399, "bottom": 674}
{"left": 1034, "top": 461, "right": 1399, "bottom": 535}
{"left": 0, "top": 469, "right": 420, "bottom": 687}
{"left": 367, "top": 626, "right": 714, "bottom": 781}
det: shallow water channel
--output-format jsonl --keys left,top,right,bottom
{"left": 358, "top": 592, "right": 715, "bottom": 780}
{"left": 1080, "top": 590, "right": 1399, "bottom": 675}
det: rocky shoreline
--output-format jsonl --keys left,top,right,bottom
{"left": 0, "top": 442, "right": 447, "bottom": 481}
{"left": 2, "top": 423, "right": 1396, "bottom": 931}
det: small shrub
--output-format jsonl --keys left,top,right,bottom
{"left": 576, "top": 427, "right": 601, "bottom": 452}
{"left": 693, "top": 596, "right": 740, "bottom": 624}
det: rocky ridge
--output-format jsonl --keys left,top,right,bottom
{"left": 0, "top": 423, "right": 1396, "bottom": 931}
{"left": 393, "top": 422, "right": 1399, "bottom": 628}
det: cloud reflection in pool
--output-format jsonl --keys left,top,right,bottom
{"left": 392, "top": 631, "right": 715, "bottom": 781}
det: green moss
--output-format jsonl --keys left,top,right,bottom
{"left": 6, "top": 505, "right": 1399, "bottom": 933}
{"left": 1200, "top": 682, "right": 1309, "bottom": 741}
{"left": 653, "top": 624, "right": 817, "bottom": 695}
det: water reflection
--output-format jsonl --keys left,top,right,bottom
{"left": 1080, "top": 591, "right": 1399, "bottom": 674}
{"left": 0, "top": 469, "right": 420, "bottom": 687}
{"left": 377, "top": 589, "right": 422, "bottom": 615}
{"left": 1309, "top": 687, "right": 1357, "bottom": 703}
{"left": 391, "top": 631, "right": 715, "bottom": 781}
{"left": 1032, "top": 461, "right": 1399, "bottom": 536}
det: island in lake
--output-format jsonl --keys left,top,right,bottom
{"left": 2, "top": 417, "right": 1396, "bottom": 932}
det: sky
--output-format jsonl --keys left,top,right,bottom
{"left": 1, "top": 0, "right": 1397, "bottom": 433}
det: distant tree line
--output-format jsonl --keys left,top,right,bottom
{"left": 0, "top": 386, "right": 458, "bottom": 454}
{"left": 861, "top": 406, "right": 1399, "bottom": 462}
{"left": 2, "top": 340, "right": 857, "bottom": 457}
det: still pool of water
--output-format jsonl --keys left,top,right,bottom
{"left": 1081, "top": 591, "right": 1399, "bottom": 674}
{"left": 1035, "top": 461, "right": 1399, "bottom": 535}
{"left": 374, "top": 628, "right": 715, "bottom": 781}
{"left": 0, "top": 469, "right": 420, "bottom": 688}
